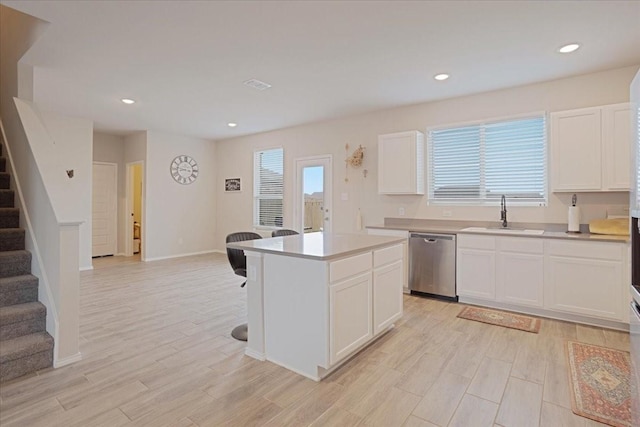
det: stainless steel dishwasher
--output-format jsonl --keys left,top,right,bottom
{"left": 409, "top": 233, "right": 457, "bottom": 301}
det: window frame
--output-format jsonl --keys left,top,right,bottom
{"left": 253, "top": 147, "right": 284, "bottom": 230}
{"left": 426, "top": 111, "right": 549, "bottom": 207}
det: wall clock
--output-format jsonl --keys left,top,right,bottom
{"left": 170, "top": 155, "right": 199, "bottom": 185}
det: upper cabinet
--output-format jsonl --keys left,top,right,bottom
{"left": 378, "top": 131, "right": 424, "bottom": 195}
{"left": 551, "top": 103, "right": 631, "bottom": 192}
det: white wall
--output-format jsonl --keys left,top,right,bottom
{"left": 15, "top": 99, "right": 93, "bottom": 270}
{"left": 215, "top": 65, "right": 638, "bottom": 250}
{"left": 144, "top": 131, "right": 217, "bottom": 260}
{"left": 93, "top": 132, "right": 127, "bottom": 255}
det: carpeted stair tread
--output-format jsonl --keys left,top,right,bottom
{"left": 0, "top": 275, "right": 38, "bottom": 307}
{"left": 0, "top": 302, "right": 46, "bottom": 340}
{"left": 0, "top": 172, "right": 8, "bottom": 189}
{"left": 0, "top": 208, "right": 20, "bottom": 229}
{"left": 0, "top": 332, "right": 53, "bottom": 364}
{"left": 0, "top": 228, "right": 25, "bottom": 251}
{"left": 0, "top": 274, "right": 38, "bottom": 292}
{"left": 0, "top": 250, "right": 31, "bottom": 278}
{"left": 0, "top": 301, "right": 46, "bottom": 323}
{"left": 0, "top": 189, "right": 14, "bottom": 208}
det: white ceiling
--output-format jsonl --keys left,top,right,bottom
{"left": 3, "top": 0, "right": 640, "bottom": 141}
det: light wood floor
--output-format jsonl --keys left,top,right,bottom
{"left": 0, "top": 253, "right": 629, "bottom": 426}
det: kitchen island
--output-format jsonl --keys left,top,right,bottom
{"left": 227, "top": 232, "right": 406, "bottom": 380}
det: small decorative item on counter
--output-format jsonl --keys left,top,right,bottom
{"left": 567, "top": 193, "right": 581, "bottom": 233}
{"left": 588, "top": 218, "right": 630, "bottom": 236}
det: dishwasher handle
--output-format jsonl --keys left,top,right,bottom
{"left": 410, "top": 233, "right": 456, "bottom": 241}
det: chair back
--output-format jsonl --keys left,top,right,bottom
{"left": 271, "top": 229, "right": 299, "bottom": 237}
{"left": 226, "top": 232, "right": 262, "bottom": 276}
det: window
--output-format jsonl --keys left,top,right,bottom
{"left": 254, "top": 148, "right": 284, "bottom": 227}
{"left": 428, "top": 114, "right": 547, "bottom": 205}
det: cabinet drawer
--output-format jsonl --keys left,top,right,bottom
{"left": 457, "top": 234, "right": 496, "bottom": 250}
{"left": 498, "top": 237, "right": 543, "bottom": 254}
{"left": 330, "top": 252, "right": 372, "bottom": 283}
{"left": 374, "top": 244, "right": 403, "bottom": 267}
{"left": 547, "top": 240, "right": 624, "bottom": 261}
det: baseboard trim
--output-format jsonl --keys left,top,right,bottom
{"left": 244, "top": 348, "right": 266, "bottom": 361}
{"left": 54, "top": 351, "right": 82, "bottom": 368}
{"left": 458, "top": 297, "right": 629, "bottom": 331}
{"left": 144, "top": 249, "right": 219, "bottom": 262}
{"left": 79, "top": 266, "right": 93, "bottom": 272}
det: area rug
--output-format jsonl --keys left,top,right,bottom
{"left": 567, "top": 341, "right": 632, "bottom": 427}
{"left": 456, "top": 306, "right": 541, "bottom": 333}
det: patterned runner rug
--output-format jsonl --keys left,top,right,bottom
{"left": 567, "top": 341, "right": 632, "bottom": 427}
{"left": 456, "top": 306, "right": 540, "bottom": 333}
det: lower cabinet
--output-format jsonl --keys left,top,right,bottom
{"left": 457, "top": 235, "right": 496, "bottom": 300}
{"left": 457, "top": 234, "right": 627, "bottom": 323}
{"left": 496, "top": 238, "right": 544, "bottom": 308}
{"left": 545, "top": 241, "right": 625, "bottom": 321}
{"left": 328, "top": 244, "right": 404, "bottom": 365}
{"left": 373, "top": 260, "right": 403, "bottom": 335}
{"left": 329, "top": 272, "right": 373, "bottom": 365}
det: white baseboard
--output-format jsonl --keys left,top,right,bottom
{"left": 79, "top": 266, "right": 93, "bottom": 272}
{"left": 144, "top": 249, "right": 219, "bottom": 262}
{"left": 244, "top": 348, "right": 266, "bottom": 361}
{"left": 458, "top": 296, "right": 629, "bottom": 331}
{"left": 54, "top": 351, "right": 82, "bottom": 368}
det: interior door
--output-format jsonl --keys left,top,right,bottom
{"left": 92, "top": 162, "right": 117, "bottom": 257}
{"left": 295, "top": 156, "right": 332, "bottom": 233}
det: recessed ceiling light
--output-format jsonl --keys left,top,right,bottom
{"left": 227, "top": 122, "right": 237, "bottom": 128}
{"left": 558, "top": 43, "right": 580, "bottom": 53}
{"left": 121, "top": 98, "right": 135, "bottom": 104}
{"left": 434, "top": 73, "right": 450, "bottom": 81}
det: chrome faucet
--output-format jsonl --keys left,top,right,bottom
{"left": 500, "top": 195, "right": 508, "bottom": 228}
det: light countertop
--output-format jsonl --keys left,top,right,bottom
{"left": 227, "top": 232, "right": 405, "bottom": 261}
{"left": 367, "top": 219, "right": 630, "bottom": 243}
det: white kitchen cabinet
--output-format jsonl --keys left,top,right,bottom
{"left": 457, "top": 233, "right": 628, "bottom": 327}
{"left": 496, "top": 238, "right": 544, "bottom": 308}
{"left": 545, "top": 240, "right": 625, "bottom": 321}
{"left": 329, "top": 243, "right": 404, "bottom": 366}
{"left": 456, "top": 235, "right": 496, "bottom": 300}
{"left": 367, "top": 228, "right": 409, "bottom": 292}
{"left": 551, "top": 107, "right": 602, "bottom": 191}
{"left": 329, "top": 272, "right": 373, "bottom": 365}
{"left": 603, "top": 103, "right": 632, "bottom": 190}
{"left": 373, "top": 244, "right": 403, "bottom": 334}
{"left": 378, "top": 131, "right": 424, "bottom": 194}
{"left": 551, "top": 103, "right": 631, "bottom": 192}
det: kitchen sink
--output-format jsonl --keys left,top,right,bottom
{"left": 461, "top": 227, "right": 545, "bottom": 235}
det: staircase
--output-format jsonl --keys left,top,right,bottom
{"left": 0, "top": 143, "right": 54, "bottom": 382}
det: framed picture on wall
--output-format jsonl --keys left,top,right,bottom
{"left": 225, "top": 178, "right": 242, "bottom": 192}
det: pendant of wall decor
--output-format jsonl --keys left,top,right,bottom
{"left": 344, "top": 143, "right": 367, "bottom": 182}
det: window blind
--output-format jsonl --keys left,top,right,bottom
{"left": 428, "top": 114, "right": 547, "bottom": 204}
{"left": 254, "top": 148, "right": 284, "bottom": 227}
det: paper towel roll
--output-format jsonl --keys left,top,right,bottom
{"left": 568, "top": 206, "right": 581, "bottom": 232}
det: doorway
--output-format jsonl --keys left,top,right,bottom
{"left": 92, "top": 162, "right": 117, "bottom": 257}
{"left": 294, "top": 155, "right": 332, "bottom": 233}
{"left": 125, "top": 161, "right": 144, "bottom": 258}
